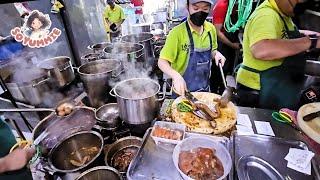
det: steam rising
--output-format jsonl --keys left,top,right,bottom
{"left": 2, "top": 42, "right": 73, "bottom": 107}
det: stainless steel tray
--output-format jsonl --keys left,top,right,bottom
{"left": 231, "top": 133, "right": 320, "bottom": 180}
{"left": 127, "top": 127, "right": 232, "bottom": 180}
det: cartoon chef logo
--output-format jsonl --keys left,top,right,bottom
{"left": 10, "top": 10, "right": 61, "bottom": 48}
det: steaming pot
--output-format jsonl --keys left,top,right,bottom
{"left": 37, "top": 56, "right": 75, "bottom": 88}
{"left": 5, "top": 68, "right": 51, "bottom": 105}
{"left": 78, "top": 59, "right": 122, "bottom": 108}
{"left": 109, "top": 78, "right": 165, "bottom": 125}
{"left": 103, "top": 42, "right": 144, "bottom": 68}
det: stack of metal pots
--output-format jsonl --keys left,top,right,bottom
{"left": 103, "top": 42, "right": 144, "bottom": 69}
{"left": 121, "top": 33, "right": 155, "bottom": 67}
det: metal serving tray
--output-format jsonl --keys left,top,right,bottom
{"left": 231, "top": 133, "right": 320, "bottom": 180}
{"left": 127, "top": 128, "right": 231, "bottom": 180}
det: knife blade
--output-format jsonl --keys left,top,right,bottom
{"left": 303, "top": 110, "right": 320, "bottom": 121}
{"left": 185, "top": 91, "right": 199, "bottom": 103}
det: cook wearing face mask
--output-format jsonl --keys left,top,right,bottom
{"left": 236, "top": 0, "right": 320, "bottom": 110}
{"left": 158, "top": 0, "right": 226, "bottom": 97}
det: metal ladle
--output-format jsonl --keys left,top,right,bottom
{"left": 218, "top": 60, "right": 234, "bottom": 107}
{"left": 0, "top": 103, "right": 79, "bottom": 116}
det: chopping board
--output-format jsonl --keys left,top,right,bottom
{"left": 171, "top": 92, "right": 237, "bottom": 134}
{"left": 297, "top": 102, "right": 320, "bottom": 144}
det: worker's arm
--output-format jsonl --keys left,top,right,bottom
{"left": 214, "top": 24, "right": 240, "bottom": 49}
{"left": 0, "top": 148, "right": 35, "bottom": 173}
{"left": 251, "top": 37, "right": 319, "bottom": 60}
{"left": 158, "top": 58, "right": 186, "bottom": 96}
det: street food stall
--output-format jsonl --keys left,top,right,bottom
{"left": 0, "top": 0, "right": 319, "bottom": 180}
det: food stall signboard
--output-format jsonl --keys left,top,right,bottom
{"left": 10, "top": 10, "right": 61, "bottom": 48}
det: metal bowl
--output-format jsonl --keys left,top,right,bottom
{"left": 104, "top": 136, "right": 142, "bottom": 174}
{"left": 75, "top": 166, "right": 122, "bottom": 180}
{"left": 48, "top": 131, "right": 104, "bottom": 173}
{"left": 305, "top": 60, "right": 320, "bottom": 77}
{"left": 95, "top": 103, "right": 121, "bottom": 130}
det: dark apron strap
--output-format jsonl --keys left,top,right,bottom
{"left": 186, "top": 22, "right": 195, "bottom": 52}
{"left": 186, "top": 21, "right": 213, "bottom": 51}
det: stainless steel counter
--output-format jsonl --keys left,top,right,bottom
{"left": 238, "top": 106, "right": 320, "bottom": 168}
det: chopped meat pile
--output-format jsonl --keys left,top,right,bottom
{"left": 152, "top": 125, "right": 183, "bottom": 140}
{"left": 179, "top": 147, "right": 224, "bottom": 180}
{"left": 112, "top": 146, "right": 138, "bottom": 172}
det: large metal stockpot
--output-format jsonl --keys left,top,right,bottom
{"left": 87, "top": 42, "right": 109, "bottom": 54}
{"left": 110, "top": 78, "right": 164, "bottom": 125}
{"left": 78, "top": 59, "right": 122, "bottom": 108}
{"left": 80, "top": 53, "right": 103, "bottom": 65}
{"left": 47, "top": 131, "right": 104, "bottom": 180}
{"left": 121, "top": 33, "right": 155, "bottom": 66}
{"left": 103, "top": 42, "right": 144, "bottom": 68}
{"left": 37, "top": 56, "right": 75, "bottom": 88}
{"left": 5, "top": 67, "right": 51, "bottom": 105}
{"left": 75, "top": 166, "right": 122, "bottom": 180}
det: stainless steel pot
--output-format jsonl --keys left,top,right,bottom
{"left": 80, "top": 53, "right": 103, "bottom": 65}
{"left": 104, "top": 136, "right": 142, "bottom": 174}
{"left": 75, "top": 166, "right": 122, "bottom": 180}
{"left": 78, "top": 59, "right": 122, "bottom": 108}
{"left": 95, "top": 103, "right": 121, "bottom": 130}
{"left": 130, "top": 23, "right": 151, "bottom": 33}
{"left": 37, "top": 56, "right": 75, "bottom": 88}
{"left": 47, "top": 131, "right": 104, "bottom": 180}
{"left": 121, "top": 33, "right": 155, "bottom": 66}
{"left": 87, "top": 42, "right": 109, "bottom": 54}
{"left": 110, "top": 78, "right": 164, "bottom": 125}
{"left": 103, "top": 42, "right": 144, "bottom": 67}
{"left": 5, "top": 68, "right": 51, "bottom": 105}
{"left": 305, "top": 60, "right": 320, "bottom": 77}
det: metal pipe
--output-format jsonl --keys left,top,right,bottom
{"left": 0, "top": 108, "right": 55, "bottom": 113}
{"left": 0, "top": 75, "right": 33, "bottom": 132}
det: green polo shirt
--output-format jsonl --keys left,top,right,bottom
{"left": 236, "top": 0, "right": 295, "bottom": 90}
{"left": 103, "top": 4, "right": 125, "bottom": 24}
{"left": 159, "top": 20, "right": 218, "bottom": 74}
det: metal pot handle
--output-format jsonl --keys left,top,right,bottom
{"left": 32, "top": 77, "right": 50, "bottom": 87}
{"left": 59, "top": 64, "right": 72, "bottom": 72}
{"left": 111, "top": 68, "right": 124, "bottom": 78}
{"left": 109, "top": 88, "right": 116, "bottom": 97}
{"left": 135, "top": 53, "right": 145, "bottom": 59}
{"left": 156, "top": 79, "right": 167, "bottom": 101}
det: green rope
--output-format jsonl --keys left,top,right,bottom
{"left": 224, "top": 0, "right": 261, "bottom": 33}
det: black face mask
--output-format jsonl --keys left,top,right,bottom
{"left": 189, "top": 11, "right": 209, "bottom": 26}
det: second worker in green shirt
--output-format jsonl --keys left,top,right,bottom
{"left": 158, "top": 0, "right": 226, "bottom": 97}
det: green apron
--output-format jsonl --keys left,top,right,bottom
{"left": 0, "top": 120, "right": 33, "bottom": 180}
{"left": 240, "top": 9, "right": 306, "bottom": 110}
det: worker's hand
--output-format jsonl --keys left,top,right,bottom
{"left": 214, "top": 51, "right": 226, "bottom": 67}
{"left": 231, "top": 42, "right": 241, "bottom": 49}
{"left": 172, "top": 72, "right": 187, "bottom": 96}
{"left": 4, "top": 147, "right": 35, "bottom": 172}
{"left": 300, "top": 30, "right": 320, "bottom": 37}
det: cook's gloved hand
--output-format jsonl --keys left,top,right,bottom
{"left": 214, "top": 50, "right": 226, "bottom": 67}
{"left": 172, "top": 72, "right": 187, "bottom": 96}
